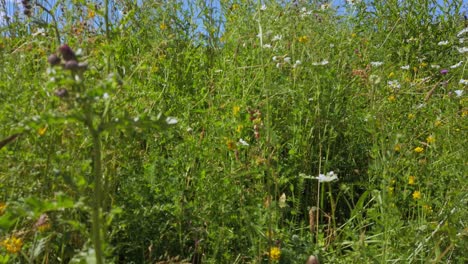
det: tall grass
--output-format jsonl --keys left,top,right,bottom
{"left": 0, "top": 0, "right": 467, "bottom": 263}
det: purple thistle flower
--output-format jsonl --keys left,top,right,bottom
{"left": 440, "top": 69, "right": 448, "bottom": 75}
{"left": 58, "top": 44, "right": 77, "bottom": 62}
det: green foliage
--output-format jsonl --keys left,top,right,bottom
{"left": 0, "top": 0, "right": 467, "bottom": 263}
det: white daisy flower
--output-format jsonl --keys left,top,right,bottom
{"left": 315, "top": 171, "right": 338, "bottom": 183}
{"left": 166, "top": 117, "right": 178, "bottom": 125}
{"left": 370, "top": 61, "right": 383, "bottom": 67}
{"left": 238, "top": 138, "right": 249, "bottom": 146}
{"left": 450, "top": 61, "right": 463, "bottom": 69}
{"left": 272, "top": 35, "right": 282, "bottom": 41}
{"left": 437, "top": 40, "right": 449, "bottom": 46}
{"left": 457, "top": 47, "right": 468, "bottom": 53}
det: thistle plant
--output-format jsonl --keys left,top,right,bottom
{"left": 44, "top": 44, "right": 174, "bottom": 263}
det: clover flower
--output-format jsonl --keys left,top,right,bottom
{"left": 35, "top": 214, "right": 51, "bottom": 232}
{"left": 260, "top": 4, "right": 267, "bottom": 11}
{"left": 370, "top": 61, "right": 383, "bottom": 67}
{"left": 460, "top": 79, "right": 468, "bottom": 85}
{"left": 401, "top": 65, "right": 410, "bottom": 70}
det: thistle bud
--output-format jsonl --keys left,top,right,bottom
{"left": 47, "top": 54, "right": 61, "bottom": 66}
{"left": 59, "top": 44, "right": 77, "bottom": 62}
{"left": 64, "top": 60, "right": 79, "bottom": 70}
{"left": 21, "top": 0, "right": 32, "bottom": 17}
{"left": 54, "top": 88, "right": 68, "bottom": 98}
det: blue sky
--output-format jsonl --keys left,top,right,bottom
{"left": 1, "top": 1, "right": 467, "bottom": 29}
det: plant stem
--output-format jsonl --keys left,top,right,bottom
{"left": 91, "top": 130, "right": 104, "bottom": 264}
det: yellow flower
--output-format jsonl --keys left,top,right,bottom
{"left": 351, "top": 33, "right": 357, "bottom": 38}
{"left": 226, "top": 140, "right": 236, "bottom": 150}
{"left": 419, "top": 62, "right": 427, "bottom": 68}
{"left": 37, "top": 223, "right": 51, "bottom": 232}
{"left": 394, "top": 144, "right": 401, "bottom": 152}
{"left": 388, "top": 186, "right": 394, "bottom": 194}
{"left": 412, "top": 190, "right": 421, "bottom": 200}
{"left": 414, "top": 147, "right": 424, "bottom": 153}
{"left": 408, "top": 113, "right": 415, "bottom": 119}
{"left": 233, "top": 105, "right": 240, "bottom": 116}
{"left": 230, "top": 4, "right": 239, "bottom": 11}
{"left": 87, "top": 9, "right": 95, "bottom": 19}
{"left": 426, "top": 135, "right": 435, "bottom": 144}
{"left": 388, "top": 72, "right": 395, "bottom": 78}
{"left": 434, "top": 120, "right": 442, "bottom": 127}
{"left": 298, "top": 36, "right": 309, "bottom": 43}
{"left": 160, "top": 23, "right": 167, "bottom": 31}
{"left": 269, "top": 247, "right": 281, "bottom": 261}
{"left": 388, "top": 95, "right": 396, "bottom": 102}
{"left": 408, "top": 175, "right": 415, "bottom": 185}
{"left": 236, "top": 124, "right": 243, "bottom": 133}
{"left": 0, "top": 202, "right": 6, "bottom": 215}
{"left": 462, "top": 109, "right": 468, "bottom": 117}
{"left": 423, "top": 204, "right": 433, "bottom": 213}
{"left": 1, "top": 236, "right": 23, "bottom": 254}
{"left": 38, "top": 126, "right": 47, "bottom": 136}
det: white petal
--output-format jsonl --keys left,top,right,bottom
{"left": 166, "top": 117, "right": 178, "bottom": 125}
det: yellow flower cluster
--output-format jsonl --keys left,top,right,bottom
{"left": 426, "top": 135, "right": 435, "bottom": 144}
{"left": 269, "top": 246, "right": 281, "bottom": 261}
{"left": 412, "top": 190, "right": 421, "bottom": 200}
{"left": 298, "top": 36, "right": 309, "bottom": 43}
{"left": 408, "top": 175, "right": 415, "bottom": 185}
{"left": 414, "top": 147, "right": 424, "bottom": 153}
{"left": 1, "top": 236, "right": 23, "bottom": 254}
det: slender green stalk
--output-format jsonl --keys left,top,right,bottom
{"left": 90, "top": 130, "right": 104, "bottom": 264}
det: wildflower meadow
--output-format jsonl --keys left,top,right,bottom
{"left": 0, "top": 0, "right": 467, "bottom": 263}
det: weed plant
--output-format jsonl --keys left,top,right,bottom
{"left": 0, "top": 0, "right": 467, "bottom": 263}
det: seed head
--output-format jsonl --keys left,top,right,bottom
{"left": 47, "top": 54, "right": 61, "bottom": 66}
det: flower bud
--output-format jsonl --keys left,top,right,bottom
{"left": 47, "top": 54, "right": 61, "bottom": 66}
{"left": 54, "top": 88, "right": 68, "bottom": 98}
{"left": 64, "top": 60, "right": 79, "bottom": 70}
{"left": 59, "top": 44, "right": 77, "bottom": 61}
